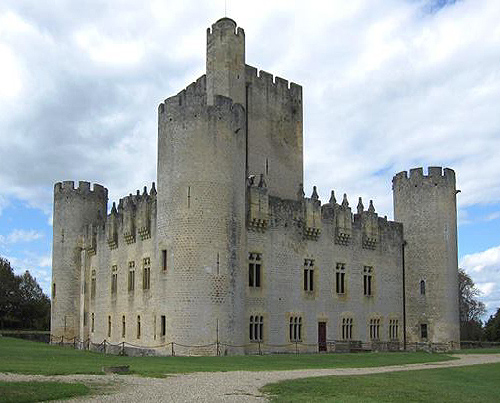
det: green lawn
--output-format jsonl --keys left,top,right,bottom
{"left": 0, "top": 337, "right": 455, "bottom": 377}
{"left": 261, "top": 362, "right": 500, "bottom": 402}
{"left": 0, "top": 381, "right": 89, "bottom": 403}
{"left": 455, "top": 347, "right": 500, "bottom": 354}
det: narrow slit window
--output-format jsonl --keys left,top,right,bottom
{"left": 91, "top": 270, "right": 96, "bottom": 299}
{"left": 143, "top": 257, "right": 151, "bottom": 290}
{"left": 161, "top": 315, "right": 166, "bottom": 336}
{"left": 162, "top": 250, "right": 167, "bottom": 271}
{"left": 137, "top": 315, "right": 141, "bottom": 339}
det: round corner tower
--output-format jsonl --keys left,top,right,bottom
{"left": 51, "top": 181, "right": 107, "bottom": 341}
{"left": 156, "top": 18, "right": 247, "bottom": 354}
{"left": 393, "top": 167, "right": 459, "bottom": 345}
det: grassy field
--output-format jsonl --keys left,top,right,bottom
{"left": 0, "top": 381, "right": 89, "bottom": 403}
{"left": 261, "top": 362, "right": 500, "bottom": 402}
{"left": 454, "top": 347, "right": 500, "bottom": 354}
{"left": 0, "top": 337, "right": 456, "bottom": 377}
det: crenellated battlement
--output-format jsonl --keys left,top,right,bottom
{"left": 392, "top": 166, "right": 456, "bottom": 188}
{"left": 245, "top": 65, "right": 302, "bottom": 101}
{"left": 263, "top": 184, "right": 401, "bottom": 248}
{"left": 54, "top": 181, "right": 108, "bottom": 198}
{"left": 104, "top": 183, "right": 157, "bottom": 248}
{"left": 159, "top": 75, "right": 207, "bottom": 115}
{"left": 207, "top": 17, "right": 244, "bottom": 38}
{"left": 113, "top": 183, "right": 156, "bottom": 216}
{"left": 160, "top": 86, "right": 242, "bottom": 124}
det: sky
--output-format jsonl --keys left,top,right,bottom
{"left": 0, "top": 0, "right": 499, "bottom": 320}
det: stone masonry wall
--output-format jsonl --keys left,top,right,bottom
{"left": 393, "top": 167, "right": 460, "bottom": 344}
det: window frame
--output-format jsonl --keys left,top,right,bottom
{"left": 249, "top": 315, "right": 264, "bottom": 342}
{"left": 335, "top": 263, "right": 346, "bottom": 294}
{"left": 304, "top": 259, "right": 314, "bottom": 292}
{"left": 128, "top": 261, "right": 135, "bottom": 292}
{"left": 289, "top": 316, "right": 303, "bottom": 342}
{"left": 363, "top": 266, "right": 373, "bottom": 296}
{"left": 248, "top": 252, "right": 262, "bottom": 288}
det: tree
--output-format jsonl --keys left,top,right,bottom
{"left": 18, "top": 270, "right": 51, "bottom": 330}
{"left": 458, "top": 268, "right": 486, "bottom": 340}
{"left": 484, "top": 308, "right": 500, "bottom": 342}
{"left": 0, "top": 257, "right": 21, "bottom": 328}
{"left": 0, "top": 256, "right": 50, "bottom": 330}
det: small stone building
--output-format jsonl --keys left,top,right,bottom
{"left": 50, "top": 18, "right": 460, "bottom": 355}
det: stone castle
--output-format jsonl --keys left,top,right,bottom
{"left": 50, "top": 18, "right": 460, "bottom": 355}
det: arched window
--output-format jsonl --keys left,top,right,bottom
{"left": 420, "top": 280, "right": 426, "bottom": 295}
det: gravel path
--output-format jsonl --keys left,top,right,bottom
{"left": 1, "top": 354, "right": 499, "bottom": 402}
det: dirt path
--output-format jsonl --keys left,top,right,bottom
{"left": 1, "top": 354, "right": 500, "bottom": 402}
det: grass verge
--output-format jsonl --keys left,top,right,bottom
{"left": 261, "top": 362, "right": 500, "bottom": 402}
{"left": 0, "top": 381, "right": 90, "bottom": 403}
{"left": 0, "top": 337, "right": 456, "bottom": 377}
{"left": 455, "top": 347, "right": 500, "bottom": 354}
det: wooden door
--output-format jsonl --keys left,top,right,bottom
{"left": 318, "top": 322, "right": 327, "bottom": 352}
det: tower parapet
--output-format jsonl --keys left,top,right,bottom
{"left": 393, "top": 166, "right": 459, "bottom": 345}
{"left": 206, "top": 17, "right": 245, "bottom": 106}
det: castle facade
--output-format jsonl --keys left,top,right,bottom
{"left": 50, "top": 18, "right": 460, "bottom": 355}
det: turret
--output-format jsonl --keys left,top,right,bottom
{"left": 392, "top": 167, "right": 459, "bottom": 346}
{"left": 158, "top": 73, "right": 247, "bottom": 352}
{"left": 206, "top": 18, "right": 245, "bottom": 106}
{"left": 51, "top": 181, "right": 108, "bottom": 341}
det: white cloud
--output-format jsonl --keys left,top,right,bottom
{"left": 38, "top": 254, "right": 52, "bottom": 268}
{"left": 460, "top": 245, "right": 500, "bottom": 318}
{"left": 0, "top": 229, "right": 43, "bottom": 245}
{"left": 0, "top": 44, "right": 23, "bottom": 98}
{"left": 484, "top": 212, "right": 500, "bottom": 222}
{"left": 74, "top": 27, "right": 145, "bottom": 67}
{"left": 461, "top": 245, "right": 500, "bottom": 273}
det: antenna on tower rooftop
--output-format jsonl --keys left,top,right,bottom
{"left": 224, "top": 0, "right": 227, "bottom": 17}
